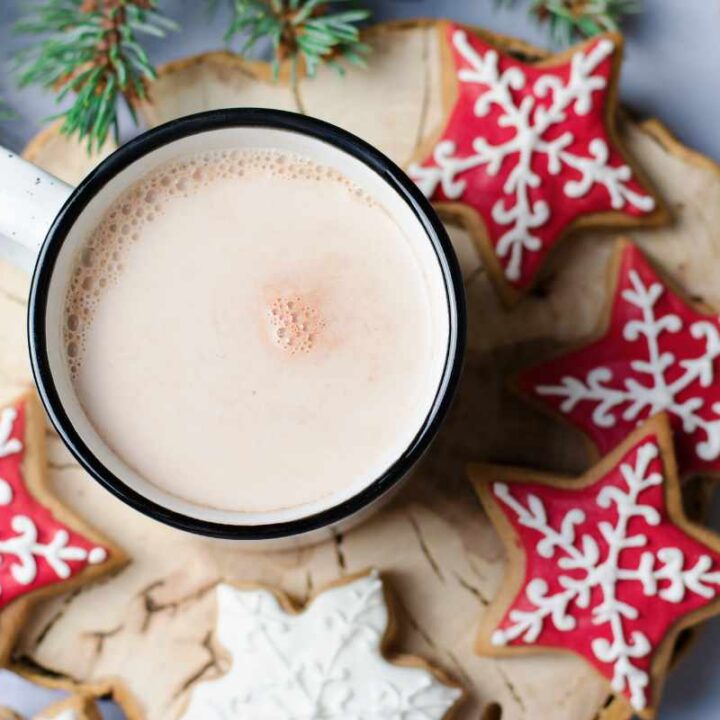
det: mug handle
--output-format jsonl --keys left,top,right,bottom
{"left": 0, "top": 147, "right": 74, "bottom": 272}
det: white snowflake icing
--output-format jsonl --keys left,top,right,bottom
{"left": 491, "top": 441, "right": 720, "bottom": 711}
{"left": 181, "top": 571, "right": 462, "bottom": 719}
{"left": 409, "top": 30, "right": 655, "bottom": 282}
{"left": 0, "top": 408, "right": 22, "bottom": 458}
{"left": 0, "top": 407, "right": 107, "bottom": 593}
{"left": 535, "top": 268, "right": 720, "bottom": 462}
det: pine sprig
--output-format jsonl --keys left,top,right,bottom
{"left": 498, "top": 0, "right": 642, "bottom": 45}
{"left": 15, "top": 0, "right": 177, "bottom": 152}
{"left": 224, "top": 0, "right": 371, "bottom": 80}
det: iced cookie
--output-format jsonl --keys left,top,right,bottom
{"left": 179, "top": 569, "right": 464, "bottom": 719}
{"left": 0, "top": 391, "right": 127, "bottom": 665}
{"left": 408, "top": 23, "right": 666, "bottom": 304}
{"left": 469, "top": 414, "right": 720, "bottom": 717}
{"left": 515, "top": 239, "right": 720, "bottom": 478}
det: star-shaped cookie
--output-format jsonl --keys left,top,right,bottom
{"left": 179, "top": 570, "right": 464, "bottom": 719}
{"left": 0, "top": 391, "right": 126, "bottom": 664}
{"left": 515, "top": 239, "right": 720, "bottom": 479}
{"left": 408, "top": 22, "right": 666, "bottom": 304}
{"left": 469, "top": 414, "right": 720, "bottom": 717}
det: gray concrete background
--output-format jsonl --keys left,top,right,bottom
{"left": 1, "top": 1, "right": 720, "bottom": 717}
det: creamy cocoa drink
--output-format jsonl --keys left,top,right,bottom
{"left": 63, "top": 148, "right": 448, "bottom": 516}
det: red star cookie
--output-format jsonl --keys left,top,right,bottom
{"left": 408, "top": 23, "right": 666, "bottom": 304}
{"left": 0, "top": 391, "right": 127, "bottom": 664}
{"left": 515, "top": 239, "right": 720, "bottom": 479}
{"left": 469, "top": 415, "right": 720, "bottom": 718}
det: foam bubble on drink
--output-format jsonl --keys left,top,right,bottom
{"left": 64, "top": 149, "right": 373, "bottom": 377}
{"left": 268, "top": 295, "right": 325, "bottom": 354}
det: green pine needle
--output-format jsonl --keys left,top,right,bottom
{"left": 496, "top": 0, "right": 642, "bottom": 44}
{"left": 15, "top": 0, "right": 177, "bottom": 152}
{"left": 224, "top": 0, "right": 371, "bottom": 80}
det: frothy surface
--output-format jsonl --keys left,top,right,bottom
{"left": 65, "top": 149, "right": 444, "bottom": 513}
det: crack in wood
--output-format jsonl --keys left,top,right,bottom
{"left": 413, "top": 26, "right": 433, "bottom": 152}
{"left": 466, "top": 555, "right": 491, "bottom": 586}
{"left": 136, "top": 579, "right": 167, "bottom": 632}
{"left": 137, "top": 579, "right": 166, "bottom": 633}
{"left": 33, "top": 587, "right": 84, "bottom": 648}
{"left": 332, "top": 530, "right": 346, "bottom": 572}
{"left": 86, "top": 623, "right": 124, "bottom": 660}
{"left": 170, "top": 630, "right": 221, "bottom": 702}
{"left": 172, "top": 658, "right": 215, "bottom": 704}
{"left": 590, "top": 693, "right": 617, "bottom": 720}
{"left": 304, "top": 570, "right": 314, "bottom": 602}
{"left": 494, "top": 662, "right": 526, "bottom": 714}
{"left": 406, "top": 512, "right": 445, "bottom": 582}
{"left": 140, "top": 579, "right": 219, "bottom": 633}
{"left": 453, "top": 570, "right": 490, "bottom": 606}
{"left": 48, "top": 461, "right": 79, "bottom": 472}
{"left": 445, "top": 648, "right": 474, "bottom": 690}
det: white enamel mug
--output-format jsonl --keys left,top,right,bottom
{"left": 0, "top": 109, "right": 465, "bottom": 543}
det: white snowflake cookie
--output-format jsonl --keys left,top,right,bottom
{"left": 179, "top": 570, "right": 463, "bottom": 719}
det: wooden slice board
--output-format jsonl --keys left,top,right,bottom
{"left": 7, "top": 19, "right": 720, "bottom": 720}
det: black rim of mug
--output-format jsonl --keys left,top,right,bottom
{"left": 28, "top": 108, "right": 466, "bottom": 540}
